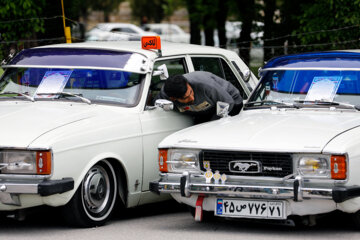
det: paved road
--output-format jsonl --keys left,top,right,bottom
{"left": 0, "top": 200, "right": 359, "bottom": 240}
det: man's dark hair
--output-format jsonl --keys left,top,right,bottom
{"left": 164, "top": 74, "right": 188, "bottom": 98}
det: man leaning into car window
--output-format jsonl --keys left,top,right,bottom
{"left": 156, "top": 71, "right": 243, "bottom": 123}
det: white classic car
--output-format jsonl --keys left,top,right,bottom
{"left": 85, "top": 23, "right": 157, "bottom": 41}
{"left": 151, "top": 51, "right": 360, "bottom": 227}
{"left": 143, "top": 24, "right": 190, "bottom": 43}
{"left": 0, "top": 39, "right": 256, "bottom": 227}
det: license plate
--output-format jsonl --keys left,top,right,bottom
{"left": 215, "top": 198, "right": 286, "bottom": 219}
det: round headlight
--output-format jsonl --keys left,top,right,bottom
{"left": 297, "top": 156, "right": 330, "bottom": 177}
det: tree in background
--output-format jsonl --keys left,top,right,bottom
{"left": 186, "top": 0, "right": 202, "bottom": 44}
{"left": 263, "top": 0, "right": 277, "bottom": 62}
{"left": 295, "top": 0, "right": 360, "bottom": 51}
{"left": 216, "top": 0, "right": 229, "bottom": 48}
{"left": 236, "top": 0, "right": 255, "bottom": 65}
{"left": 91, "top": 0, "right": 124, "bottom": 22}
{"left": 36, "top": 0, "right": 83, "bottom": 45}
{"left": 130, "top": 0, "right": 166, "bottom": 23}
{"left": 0, "top": 0, "right": 45, "bottom": 60}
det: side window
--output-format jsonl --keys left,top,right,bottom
{"left": 147, "top": 58, "right": 188, "bottom": 106}
{"left": 192, "top": 57, "right": 224, "bottom": 77}
{"left": 220, "top": 59, "right": 247, "bottom": 99}
{"left": 111, "top": 28, "right": 137, "bottom": 34}
{"left": 192, "top": 57, "right": 247, "bottom": 99}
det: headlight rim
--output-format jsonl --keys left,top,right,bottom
{"left": 294, "top": 154, "right": 331, "bottom": 179}
{"left": 167, "top": 148, "right": 201, "bottom": 173}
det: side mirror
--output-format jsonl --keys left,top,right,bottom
{"left": 152, "top": 64, "right": 169, "bottom": 80}
{"left": 258, "top": 67, "right": 263, "bottom": 78}
{"left": 242, "top": 69, "right": 251, "bottom": 82}
{"left": 216, "top": 101, "right": 230, "bottom": 118}
{"left": 155, "top": 99, "right": 174, "bottom": 111}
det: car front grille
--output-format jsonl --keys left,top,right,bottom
{"left": 201, "top": 150, "right": 293, "bottom": 178}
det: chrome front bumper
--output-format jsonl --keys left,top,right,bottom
{"left": 150, "top": 172, "right": 360, "bottom": 203}
{"left": 0, "top": 178, "right": 74, "bottom": 206}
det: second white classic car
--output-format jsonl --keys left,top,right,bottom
{"left": 0, "top": 39, "right": 256, "bottom": 227}
{"left": 151, "top": 51, "right": 360, "bottom": 227}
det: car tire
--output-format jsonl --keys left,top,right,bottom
{"left": 62, "top": 160, "right": 117, "bottom": 227}
{"left": 352, "top": 210, "right": 360, "bottom": 229}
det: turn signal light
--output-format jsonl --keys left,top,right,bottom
{"left": 331, "top": 155, "right": 346, "bottom": 180}
{"left": 158, "top": 149, "right": 168, "bottom": 173}
{"left": 36, "top": 151, "right": 52, "bottom": 175}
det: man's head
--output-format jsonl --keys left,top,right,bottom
{"left": 164, "top": 75, "right": 194, "bottom": 104}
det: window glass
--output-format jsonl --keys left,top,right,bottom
{"left": 0, "top": 68, "right": 144, "bottom": 106}
{"left": 111, "top": 27, "right": 137, "bottom": 34}
{"left": 192, "top": 57, "right": 247, "bottom": 99}
{"left": 220, "top": 59, "right": 247, "bottom": 99}
{"left": 192, "top": 57, "right": 224, "bottom": 77}
{"left": 147, "top": 58, "right": 187, "bottom": 105}
{"left": 249, "top": 70, "right": 360, "bottom": 105}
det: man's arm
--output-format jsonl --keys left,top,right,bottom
{"left": 206, "top": 73, "right": 243, "bottom": 113}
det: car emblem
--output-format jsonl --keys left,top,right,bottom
{"left": 229, "top": 160, "right": 261, "bottom": 173}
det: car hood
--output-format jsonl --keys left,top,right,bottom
{"left": 160, "top": 109, "right": 360, "bottom": 153}
{"left": 0, "top": 101, "right": 100, "bottom": 148}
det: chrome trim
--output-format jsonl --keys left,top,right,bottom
{"left": 0, "top": 146, "right": 50, "bottom": 151}
{"left": 0, "top": 174, "right": 50, "bottom": 180}
{"left": 0, "top": 182, "right": 38, "bottom": 194}
{"left": 228, "top": 160, "right": 261, "bottom": 173}
{"left": 262, "top": 67, "right": 360, "bottom": 71}
{"left": 156, "top": 172, "right": 337, "bottom": 201}
{"left": 157, "top": 180, "right": 334, "bottom": 201}
{"left": 160, "top": 172, "right": 337, "bottom": 184}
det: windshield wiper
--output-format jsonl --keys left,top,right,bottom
{"left": 293, "top": 100, "right": 360, "bottom": 110}
{"left": 36, "top": 92, "right": 91, "bottom": 105}
{"left": 0, "top": 91, "right": 35, "bottom": 102}
{"left": 245, "top": 100, "right": 296, "bottom": 108}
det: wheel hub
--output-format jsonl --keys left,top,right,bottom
{"left": 83, "top": 167, "right": 110, "bottom": 213}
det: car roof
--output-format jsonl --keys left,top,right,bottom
{"left": 95, "top": 23, "right": 138, "bottom": 27}
{"left": 35, "top": 40, "right": 237, "bottom": 60}
{"left": 145, "top": 23, "right": 178, "bottom": 27}
{"left": 263, "top": 50, "right": 360, "bottom": 70}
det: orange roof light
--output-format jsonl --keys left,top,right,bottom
{"left": 141, "top": 36, "right": 161, "bottom": 50}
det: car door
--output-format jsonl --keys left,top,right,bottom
{"left": 140, "top": 57, "right": 194, "bottom": 193}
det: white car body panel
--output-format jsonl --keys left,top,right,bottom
{"left": 159, "top": 109, "right": 360, "bottom": 153}
{"left": 0, "top": 40, "right": 256, "bottom": 217}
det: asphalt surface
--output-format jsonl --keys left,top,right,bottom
{"left": 0, "top": 200, "right": 360, "bottom": 240}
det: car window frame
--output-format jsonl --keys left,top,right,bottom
{"left": 188, "top": 54, "right": 250, "bottom": 99}
{"left": 145, "top": 55, "right": 190, "bottom": 108}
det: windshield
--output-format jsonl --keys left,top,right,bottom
{"left": 0, "top": 68, "right": 144, "bottom": 106}
{"left": 247, "top": 69, "right": 360, "bottom": 108}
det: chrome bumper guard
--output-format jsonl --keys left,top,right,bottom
{"left": 0, "top": 178, "right": 74, "bottom": 206}
{"left": 149, "top": 173, "right": 360, "bottom": 204}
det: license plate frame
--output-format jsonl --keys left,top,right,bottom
{"left": 215, "top": 198, "right": 286, "bottom": 219}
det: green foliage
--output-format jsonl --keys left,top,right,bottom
{"left": 295, "top": 0, "right": 360, "bottom": 50}
{"left": 130, "top": 0, "right": 184, "bottom": 23}
{"left": 90, "top": 0, "right": 124, "bottom": 22}
{"left": 162, "top": 0, "right": 184, "bottom": 20}
{"left": 0, "top": 0, "right": 45, "bottom": 59}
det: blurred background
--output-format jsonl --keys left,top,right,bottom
{"left": 1, "top": 0, "right": 360, "bottom": 74}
